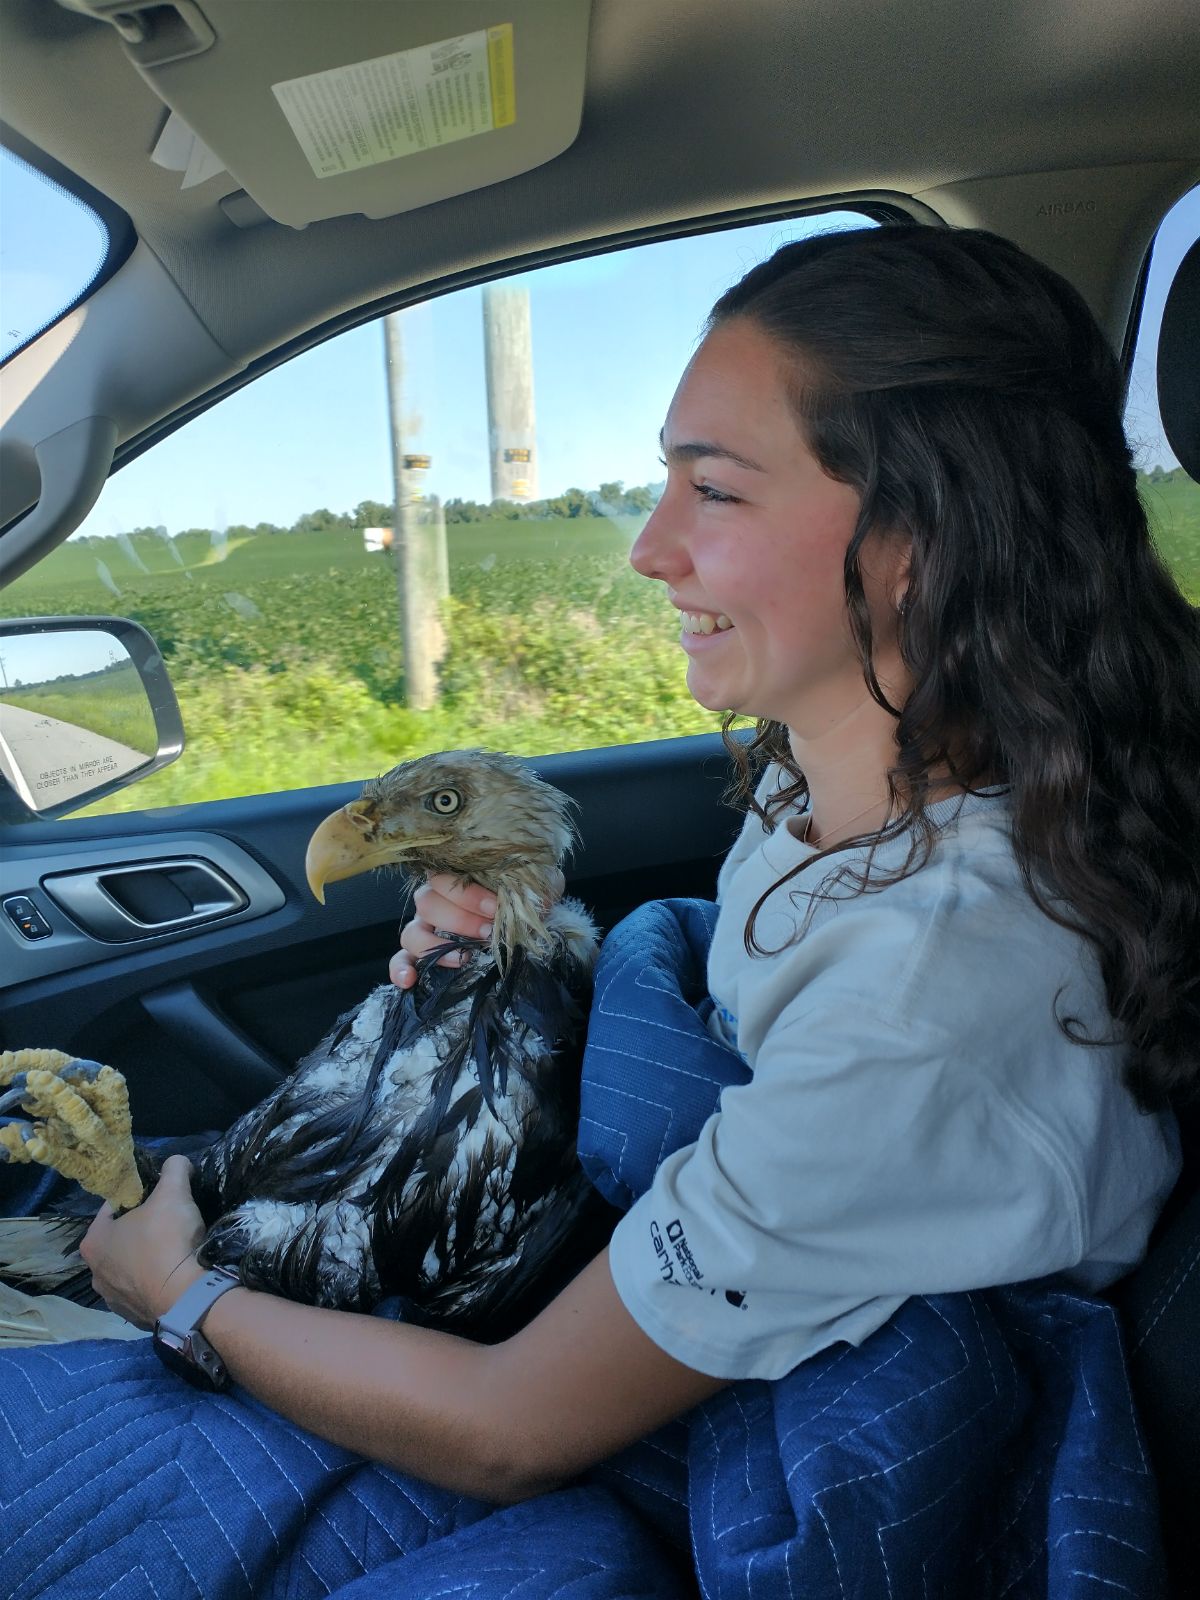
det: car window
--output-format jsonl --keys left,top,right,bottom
{"left": 1123, "top": 185, "right": 1199, "bottom": 604}
{"left": 0, "top": 147, "right": 112, "bottom": 363}
{"left": 0, "top": 208, "right": 877, "bottom": 815}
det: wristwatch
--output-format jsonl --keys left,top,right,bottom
{"left": 153, "top": 1265, "right": 242, "bottom": 1390}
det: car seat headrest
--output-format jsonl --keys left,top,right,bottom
{"left": 1156, "top": 236, "right": 1200, "bottom": 483}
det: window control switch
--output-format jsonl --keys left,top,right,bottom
{"left": 3, "top": 896, "right": 52, "bottom": 940}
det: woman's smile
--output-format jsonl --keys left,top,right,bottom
{"left": 676, "top": 606, "right": 735, "bottom": 645}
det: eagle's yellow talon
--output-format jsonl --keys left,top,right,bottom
{"left": 0, "top": 1049, "right": 143, "bottom": 1211}
{"left": 0, "top": 1048, "right": 77, "bottom": 1084}
{"left": 0, "top": 1123, "right": 36, "bottom": 1163}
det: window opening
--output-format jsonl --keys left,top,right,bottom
{"left": 0, "top": 207, "right": 879, "bottom": 814}
{"left": 1124, "top": 185, "right": 1199, "bottom": 604}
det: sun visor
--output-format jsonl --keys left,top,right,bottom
{"left": 58, "top": 0, "right": 592, "bottom": 228}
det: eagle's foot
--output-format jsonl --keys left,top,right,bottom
{"left": 0, "top": 1050, "right": 144, "bottom": 1212}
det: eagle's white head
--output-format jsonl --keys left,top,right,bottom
{"left": 304, "top": 749, "right": 580, "bottom": 966}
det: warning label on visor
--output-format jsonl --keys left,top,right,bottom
{"left": 273, "top": 23, "right": 516, "bottom": 179}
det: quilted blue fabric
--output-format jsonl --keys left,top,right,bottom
{"left": 0, "top": 898, "right": 1169, "bottom": 1597}
{"left": 578, "top": 897, "right": 745, "bottom": 1211}
{"left": 0, "top": 1337, "right": 689, "bottom": 1597}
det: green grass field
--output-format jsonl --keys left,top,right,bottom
{"left": 2, "top": 474, "right": 1195, "bottom": 815}
{"left": 1, "top": 514, "right": 717, "bottom": 811}
{"left": 1140, "top": 472, "right": 1200, "bottom": 601}
{"left": 16, "top": 481, "right": 1195, "bottom": 600}
{"left": 26, "top": 518, "right": 642, "bottom": 592}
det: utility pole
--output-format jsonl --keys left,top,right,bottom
{"left": 382, "top": 311, "right": 447, "bottom": 710}
{"left": 482, "top": 284, "right": 537, "bottom": 503}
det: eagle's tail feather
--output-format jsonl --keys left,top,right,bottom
{"left": 0, "top": 1213, "right": 97, "bottom": 1302}
{"left": 0, "top": 1279, "right": 146, "bottom": 1347}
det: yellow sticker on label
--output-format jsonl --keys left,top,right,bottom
{"left": 487, "top": 24, "right": 516, "bottom": 129}
{"left": 273, "top": 24, "right": 516, "bottom": 179}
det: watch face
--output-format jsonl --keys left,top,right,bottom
{"left": 154, "top": 1333, "right": 219, "bottom": 1390}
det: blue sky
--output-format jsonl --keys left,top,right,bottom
{"left": 65, "top": 211, "right": 879, "bottom": 539}
{"left": 1, "top": 148, "right": 1194, "bottom": 543}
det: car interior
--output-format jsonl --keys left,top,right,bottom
{"left": 0, "top": 0, "right": 1197, "bottom": 1587}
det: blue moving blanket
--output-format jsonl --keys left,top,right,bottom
{"left": 0, "top": 899, "right": 1168, "bottom": 1597}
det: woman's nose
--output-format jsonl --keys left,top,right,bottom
{"left": 630, "top": 497, "right": 687, "bottom": 582}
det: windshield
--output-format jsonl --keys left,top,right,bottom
{"left": 0, "top": 145, "right": 111, "bottom": 362}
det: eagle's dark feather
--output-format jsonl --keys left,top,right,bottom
{"left": 182, "top": 930, "right": 600, "bottom": 1331}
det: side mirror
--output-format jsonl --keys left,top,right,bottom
{"left": 0, "top": 615, "right": 184, "bottom": 822}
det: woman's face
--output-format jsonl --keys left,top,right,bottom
{"left": 630, "top": 317, "right": 908, "bottom": 736}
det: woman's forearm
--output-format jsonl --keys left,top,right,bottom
{"left": 201, "top": 1285, "right": 531, "bottom": 1501}
{"left": 190, "top": 1247, "right": 724, "bottom": 1502}
{"left": 79, "top": 1162, "right": 527, "bottom": 1497}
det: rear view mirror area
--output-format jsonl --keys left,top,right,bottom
{"left": 0, "top": 616, "right": 184, "bottom": 821}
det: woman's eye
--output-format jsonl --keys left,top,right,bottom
{"left": 657, "top": 454, "right": 738, "bottom": 504}
{"left": 428, "top": 788, "right": 462, "bottom": 815}
{"left": 693, "top": 482, "right": 738, "bottom": 504}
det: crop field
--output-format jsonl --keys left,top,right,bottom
{"left": 1, "top": 515, "right": 719, "bottom": 812}
{"left": 1, "top": 473, "right": 1196, "bottom": 816}
{"left": 15, "top": 518, "right": 646, "bottom": 590}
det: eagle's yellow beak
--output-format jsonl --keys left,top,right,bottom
{"left": 305, "top": 800, "right": 450, "bottom": 903}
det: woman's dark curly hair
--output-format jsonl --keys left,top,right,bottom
{"left": 711, "top": 223, "right": 1200, "bottom": 1111}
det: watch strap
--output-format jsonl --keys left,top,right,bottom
{"left": 154, "top": 1266, "right": 242, "bottom": 1389}
{"left": 158, "top": 1266, "right": 242, "bottom": 1337}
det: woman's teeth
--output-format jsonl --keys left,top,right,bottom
{"left": 681, "top": 612, "right": 733, "bottom": 635}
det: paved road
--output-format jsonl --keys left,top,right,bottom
{"left": 0, "top": 701, "right": 150, "bottom": 811}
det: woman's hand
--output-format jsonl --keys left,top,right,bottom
{"left": 389, "top": 870, "right": 565, "bottom": 990}
{"left": 79, "top": 1154, "right": 206, "bottom": 1328}
{"left": 389, "top": 873, "right": 499, "bottom": 990}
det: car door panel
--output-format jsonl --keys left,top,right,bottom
{"left": 1, "top": 732, "right": 741, "bottom": 1135}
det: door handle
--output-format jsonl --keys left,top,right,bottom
{"left": 43, "top": 858, "right": 248, "bottom": 942}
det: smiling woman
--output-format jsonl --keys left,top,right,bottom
{"left": 593, "top": 228, "right": 1196, "bottom": 1393}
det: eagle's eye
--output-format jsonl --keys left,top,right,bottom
{"left": 428, "top": 788, "right": 462, "bottom": 816}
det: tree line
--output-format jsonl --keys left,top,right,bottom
{"left": 73, "top": 479, "right": 665, "bottom": 547}
{"left": 75, "top": 466, "right": 1188, "bottom": 550}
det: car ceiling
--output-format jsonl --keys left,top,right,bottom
{"left": 0, "top": 0, "right": 1197, "bottom": 568}
{"left": 3, "top": 0, "right": 1197, "bottom": 348}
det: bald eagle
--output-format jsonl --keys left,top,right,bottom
{"left": 0, "top": 751, "right": 605, "bottom": 1337}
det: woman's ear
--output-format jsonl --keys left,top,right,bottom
{"left": 886, "top": 533, "right": 913, "bottom": 617}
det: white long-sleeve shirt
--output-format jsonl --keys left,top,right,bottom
{"left": 608, "top": 775, "right": 1180, "bottom": 1380}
